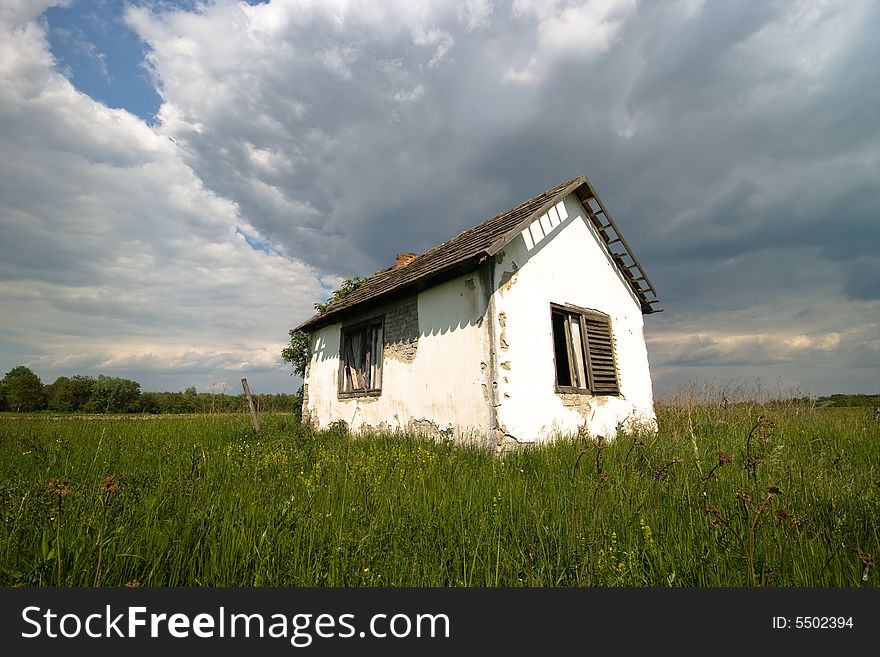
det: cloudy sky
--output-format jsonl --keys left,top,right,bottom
{"left": 1, "top": 0, "right": 877, "bottom": 398}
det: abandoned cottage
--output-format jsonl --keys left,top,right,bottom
{"left": 294, "top": 175, "right": 661, "bottom": 450}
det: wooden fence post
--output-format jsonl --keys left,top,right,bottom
{"left": 241, "top": 378, "right": 261, "bottom": 434}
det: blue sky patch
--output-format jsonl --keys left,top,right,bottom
{"left": 235, "top": 226, "right": 285, "bottom": 258}
{"left": 44, "top": 0, "right": 162, "bottom": 122}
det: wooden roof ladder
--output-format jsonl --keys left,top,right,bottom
{"left": 575, "top": 183, "right": 662, "bottom": 314}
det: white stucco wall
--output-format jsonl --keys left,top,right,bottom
{"left": 303, "top": 192, "right": 657, "bottom": 447}
{"left": 303, "top": 272, "right": 493, "bottom": 444}
{"left": 490, "top": 193, "right": 657, "bottom": 443}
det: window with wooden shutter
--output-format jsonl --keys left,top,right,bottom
{"left": 550, "top": 305, "right": 620, "bottom": 396}
{"left": 338, "top": 317, "right": 383, "bottom": 397}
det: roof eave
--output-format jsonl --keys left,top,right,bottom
{"left": 293, "top": 255, "right": 485, "bottom": 333}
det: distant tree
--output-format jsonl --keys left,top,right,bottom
{"left": 46, "top": 375, "right": 95, "bottom": 412}
{"left": 90, "top": 375, "right": 141, "bottom": 413}
{"left": 46, "top": 376, "right": 72, "bottom": 412}
{"left": 182, "top": 386, "right": 200, "bottom": 413}
{"left": 69, "top": 375, "right": 97, "bottom": 410}
{"left": 816, "top": 394, "right": 880, "bottom": 408}
{"left": 0, "top": 366, "right": 47, "bottom": 412}
{"left": 139, "top": 392, "right": 161, "bottom": 414}
{"left": 167, "top": 392, "right": 188, "bottom": 413}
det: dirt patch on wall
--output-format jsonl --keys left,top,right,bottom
{"left": 357, "top": 421, "right": 396, "bottom": 434}
{"left": 498, "top": 312, "right": 509, "bottom": 351}
{"left": 493, "top": 424, "right": 526, "bottom": 455}
{"left": 406, "top": 418, "right": 455, "bottom": 440}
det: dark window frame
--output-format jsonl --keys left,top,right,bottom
{"left": 338, "top": 315, "right": 384, "bottom": 399}
{"left": 550, "top": 303, "right": 620, "bottom": 396}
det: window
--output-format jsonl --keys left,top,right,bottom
{"left": 551, "top": 305, "right": 619, "bottom": 395}
{"left": 339, "top": 318, "right": 383, "bottom": 396}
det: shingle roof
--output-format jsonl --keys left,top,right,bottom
{"left": 295, "top": 175, "right": 659, "bottom": 332}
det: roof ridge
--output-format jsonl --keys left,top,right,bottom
{"left": 360, "top": 175, "right": 584, "bottom": 281}
{"left": 408, "top": 175, "right": 582, "bottom": 263}
{"left": 294, "top": 174, "right": 655, "bottom": 332}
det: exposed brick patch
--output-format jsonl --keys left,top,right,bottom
{"left": 382, "top": 295, "right": 419, "bottom": 362}
{"left": 558, "top": 392, "right": 600, "bottom": 422}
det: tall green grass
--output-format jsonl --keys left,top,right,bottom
{"left": 0, "top": 404, "right": 877, "bottom": 586}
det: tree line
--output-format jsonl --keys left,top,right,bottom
{"left": 0, "top": 366, "right": 302, "bottom": 415}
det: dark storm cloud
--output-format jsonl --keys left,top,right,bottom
{"left": 123, "top": 0, "right": 879, "bottom": 394}
{"left": 1, "top": 0, "right": 876, "bottom": 394}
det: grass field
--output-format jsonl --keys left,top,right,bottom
{"left": 1, "top": 402, "right": 877, "bottom": 587}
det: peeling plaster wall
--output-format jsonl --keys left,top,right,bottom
{"left": 301, "top": 383, "right": 310, "bottom": 426}
{"left": 490, "top": 193, "right": 657, "bottom": 442}
{"left": 303, "top": 273, "right": 492, "bottom": 444}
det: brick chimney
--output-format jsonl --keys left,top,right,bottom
{"left": 394, "top": 252, "right": 418, "bottom": 269}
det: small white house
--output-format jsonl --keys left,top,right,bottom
{"left": 294, "top": 175, "right": 661, "bottom": 450}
